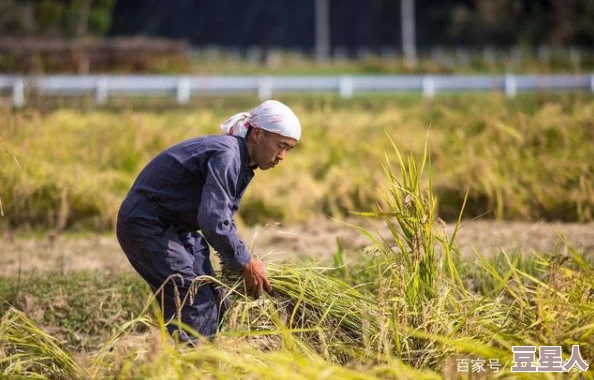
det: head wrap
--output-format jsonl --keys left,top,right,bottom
{"left": 220, "top": 100, "right": 301, "bottom": 141}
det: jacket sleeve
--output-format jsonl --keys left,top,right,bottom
{"left": 197, "top": 151, "right": 251, "bottom": 272}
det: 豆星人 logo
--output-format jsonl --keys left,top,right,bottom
{"left": 456, "top": 345, "right": 589, "bottom": 374}
{"left": 511, "top": 345, "right": 589, "bottom": 373}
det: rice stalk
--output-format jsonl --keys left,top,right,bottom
{"left": 0, "top": 307, "right": 89, "bottom": 379}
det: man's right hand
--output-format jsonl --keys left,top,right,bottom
{"left": 242, "top": 258, "right": 272, "bottom": 299}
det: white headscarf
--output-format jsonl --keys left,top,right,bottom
{"left": 219, "top": 100, "right": 301, "bottom": 141}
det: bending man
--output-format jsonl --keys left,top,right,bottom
{"left": 116, "top": 100, "right": 301, "bottom": 340}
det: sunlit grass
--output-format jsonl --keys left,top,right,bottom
{"left": 1, "top": 95, "right": 594, "bottom": 234}
{"left": 2, "top": 136, "right": 592, "bottom": 379}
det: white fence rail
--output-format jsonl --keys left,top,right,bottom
{"left": 1, "top": 74, "right": 593, "bottom": 107}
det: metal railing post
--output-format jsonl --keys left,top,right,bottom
{"left": 258, "top": 77, "right": 273, "bottom": 100}
{"left": 505, "top": 74, "right": 517, "bottom": 98}
{"left": 95, "top": 77, "right": 108, "bottom": 105}
{"left": 339, "top": 76, "right": 353, "bottom": 98}
{"left": 176, "top": 77, "right": 191, "bottom": 105}
{"left": 12, "top": 78, "right": 25, "bottom": 108}
{"left": 422, "top": 76, "right": 435, "bottom": 98}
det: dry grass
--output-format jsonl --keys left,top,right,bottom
{"left": 1, "top": 139, "right": 593, "bottom": 379}
{"left": 3, "top": 218, "right": 594, "bottom": 277}
{"left": 1, "top": 95, "right": 594, "bottom": 234}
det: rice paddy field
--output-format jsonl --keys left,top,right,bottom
{"left": 1, "top": 94, "right": 594, "bottom": 379}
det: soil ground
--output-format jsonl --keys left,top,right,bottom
{"left": 3, "top": 219, "right": 594, "bottom": 277}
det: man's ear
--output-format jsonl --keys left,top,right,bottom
{"left": 251, "top": 127, "right": 263, "bottom": 141}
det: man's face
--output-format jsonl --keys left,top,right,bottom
{"left": 251, "top": 128, "right": 298, "bottom": 170}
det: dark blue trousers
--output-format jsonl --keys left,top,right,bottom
{"left": 116, "top": 192, "right": 230, "bottom": 339}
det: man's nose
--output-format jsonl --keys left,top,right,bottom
{"left": 277, "top": 150, "right": 287, "bottom": 160}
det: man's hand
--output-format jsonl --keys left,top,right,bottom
{"left": 242, "top": 258, "right": 272, "bottom": 299}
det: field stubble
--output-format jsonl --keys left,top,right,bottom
{"left": 2, "top": 218, "right": 594, "bottom": 276}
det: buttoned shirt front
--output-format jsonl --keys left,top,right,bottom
{"left": 127, "top": 135, "right": 254, "bottom": 270}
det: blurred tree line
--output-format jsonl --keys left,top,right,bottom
{"left": 109, "top": 0, "right": 594, "bottom": 48}
{"left": 1, "top": 0, "right": 592, "bottom": 47}
{"left": 0, "top": 0, "right": 115, "bottom": 37}
{"left": 450, "top": 0, "right": 594, "bottom": 46}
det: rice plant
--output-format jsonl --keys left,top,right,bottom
{"left": 2, "top": 95, "right": 594, "bottom": 233}
{"left": 1, "top": 126, "right": 593, "bottom": 378}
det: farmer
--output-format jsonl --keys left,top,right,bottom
{"left": 116, "top": 100, "right": 301, "bottom": 341}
